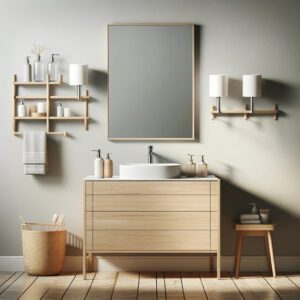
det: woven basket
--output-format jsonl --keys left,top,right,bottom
{"left": 22, "top": 223, "right": 66, "bottom": 276}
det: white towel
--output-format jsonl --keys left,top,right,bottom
{"left": 23, "top": 132, "right": 47, "bottom": 175}
{"left": 24, "top": 164, "right": 46, "bottom": 175}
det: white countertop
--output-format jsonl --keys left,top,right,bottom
{"left": 85, "top": 175, "right": 218, "bottom": 181}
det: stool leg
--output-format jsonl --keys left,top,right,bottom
{"left": 264, "top": 233, "right": 272, "bottom": 273}
{"left": 235, "top": 233, "right": 243, "bottom": 278}
{"left": 267, "top": 231, "right": 276, "bottom": 278}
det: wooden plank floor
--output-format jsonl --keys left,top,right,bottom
{"left": 0, "top": 272, "right": 299, "bottom": 300}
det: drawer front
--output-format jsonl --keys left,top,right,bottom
{"left": 92, "top": 181, "right": 211, "bottom": 195}
{"left": 92, "top": 212, "right": 210, "bottom": 230}
{"left": 211, "top": 195, "right": 218, "bottom": 211}
{"left": 211, "top": 212, "right": 218, "bottom": 230}
{"left": 211, "top": 231, "right": 218, "bottom": 250}
{"left": 90, "top": 230, "right": 210, "bottom": 251}
{"left": 88, "top": 194, "right": 211, "bottom": 212}
{"left": 85, "top": 181, "right": 93, "bottom": 194}
{"left": 211, "top": 181, "right": 219, "bottom": 195}
{"left": 86, "top": 231, "right": 92, "bottom": 251}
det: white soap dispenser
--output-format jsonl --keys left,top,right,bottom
{"left": 55, "top": 101, "right": 63, "bottom": 117}
{"left": 197, "top": 155, "right": 208, "bottom": 177}
{"left": 17, "top": 100, "right": 27, "bottom": 117}
{"left": 92, "top": 149, "right": 104, "bottom": 178}
{"left": 23, "top": 56, "right": 32, "bottom": 82}
{"left": 48, "top": 54, "right": 59, "bottom": 81}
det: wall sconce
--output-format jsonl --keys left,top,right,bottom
{"left": 209, "top": 74, "right": 228, "bottom": 113}
{"left": 69, "top": 64, "right": 89, "bottom": 100}
{"left": 210, "top": 74, "right": 279, "bottom": 120}
{"left": 243, "top": 74, "right": 261, "bottom": 113}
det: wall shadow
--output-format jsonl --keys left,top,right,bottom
{"left": 89, "top": 69, "right": 108, "bottom": 94}
{"left": 217, "top": 173, "right": 300, "bottom": 256}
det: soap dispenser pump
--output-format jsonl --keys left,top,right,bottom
{"left": 48, "top": 54, "right": 59, "bottom": 81}
{"left": 197, "top": 155, "right": 208, "bottom": 177}
{"left": 104, "top": 153, "right": 113, "bottom": 178}
{"left": 186, "top": 154, "right": 196, "bottom": 177}
{"left": 92, "top": 149, "right": 104, "bottom": 178}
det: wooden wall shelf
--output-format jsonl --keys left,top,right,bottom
{"left": 211, "top": 105, "right": 279, "bottom": 120}
{"left": 13, "top": 74, "right": 90, "bottom": 136}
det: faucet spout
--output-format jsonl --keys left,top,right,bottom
{"left": 148, "top": 145, "right": 153, "bottom": 164}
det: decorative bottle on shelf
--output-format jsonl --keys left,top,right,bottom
{"left": 48, "top": 54, "right": 59, "bottom": 81}
{"left": 23, "top": 56, "right": 32, "bottom": 82}
{"left": 17, "top": 101, "right": 27, "bottom": 117}
{"left": 55, "top": 102, "right": 63, "bottom": 117}
{"left": 33, "top": 54, "right": 44, "bottom": 82}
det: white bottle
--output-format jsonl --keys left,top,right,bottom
{"left": 48, "top": 54, "right": 59, "bottom": 81}
{"left": 56, "top": 102, "right": 63, "bottom": 117}
{"left": 23, "top": 56, "right": 32, "bottom": 82}
{"left": 64, "top": 107, "right": 71, "bottom": 117}
{"left": 93, "top": 149, "right": 104, "bottom": 178}
{"left": 34, "top": 54, "right": 44, "bottom": 82}
{"left": 17, "top": 101, "right": 27, "bottom": 117}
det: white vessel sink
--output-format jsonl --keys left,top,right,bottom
{"left": 119, "top": 163, "right": 181, "bottom": 179}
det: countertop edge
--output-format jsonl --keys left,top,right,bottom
{"left": 84, "top": 175, "right": 219, "bottom": 181}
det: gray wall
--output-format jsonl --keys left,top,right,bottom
{"left": 0, "top": 0, "right": 299, "bottom": 258}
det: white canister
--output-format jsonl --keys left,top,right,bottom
{"left": 37, "top": 102, "right": 46, "bottom": 113}
{"left": 64, "top": 107, "right": 71, "bottom": 117}
{"left": 17, "top": 101, "right": 27, "bottom": 117}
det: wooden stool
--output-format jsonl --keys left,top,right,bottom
{"left": 234, "top": 224, "right": 276, "bottom": 278}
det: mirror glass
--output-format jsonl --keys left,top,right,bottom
{"left": 108, "top": 24, "right": 194, "bottom": 140}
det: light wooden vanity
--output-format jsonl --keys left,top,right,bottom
{"left": 83, "top": 176, "right": 221, "bottom": 278}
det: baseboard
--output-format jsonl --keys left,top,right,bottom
{"left": 1, "top": 255, "right": 299, "bottom": 272}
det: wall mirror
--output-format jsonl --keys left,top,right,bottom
{"left": 108, "top": 24, "right": 195, "bottom": 140}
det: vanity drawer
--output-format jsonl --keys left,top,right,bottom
{"left": 91, "top": 212, "right": 211, "bottom": 230}
{"left": 88, "top": 194, "right": 211, "bottom": 212}
{"left": 92, "top": 181, "right": 211, "bottom": 195}
{"left": 89, "top": 230, "right": 211, "bottom": 251}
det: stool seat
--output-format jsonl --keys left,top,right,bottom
{"left": 234, "top": 223, "right": 276, "bottom": 278}
{"left": 235, "top": 224, "right": 275, "bottom": 231}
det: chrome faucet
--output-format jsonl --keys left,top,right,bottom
{"left": 148, "top": 145, "right": 153, "bottom": 164}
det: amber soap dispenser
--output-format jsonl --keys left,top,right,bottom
{"left": 185, "top": 154, "right": 196, "bottom": 177}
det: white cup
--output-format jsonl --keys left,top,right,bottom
{"left": 37, "top": 102, "right": 46, "bottom": 113}
{"left": 64, "top": 107, "right": 71, "bottom": 117}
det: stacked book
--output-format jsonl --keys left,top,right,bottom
{"left": 240, "top": 214, "right": 261, "bottom": 224}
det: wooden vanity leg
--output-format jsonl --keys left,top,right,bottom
{"left": 87, "top": 252, "right": 93, "bottom": 272}
{"left": 83, "top": 252, "right": 87, "bottom": 280}
{"left": 216, "top": 252, "right": 221, "bottom": 279}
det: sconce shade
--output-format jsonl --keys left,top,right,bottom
{"left": 69, "top": 64, "right": 89, "bottom": 86}
{"left": 243, "top": 74, "right": 261, "bottom": 97}
{"left": 209, "top": 74, "right": 228, "bottom": 97}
